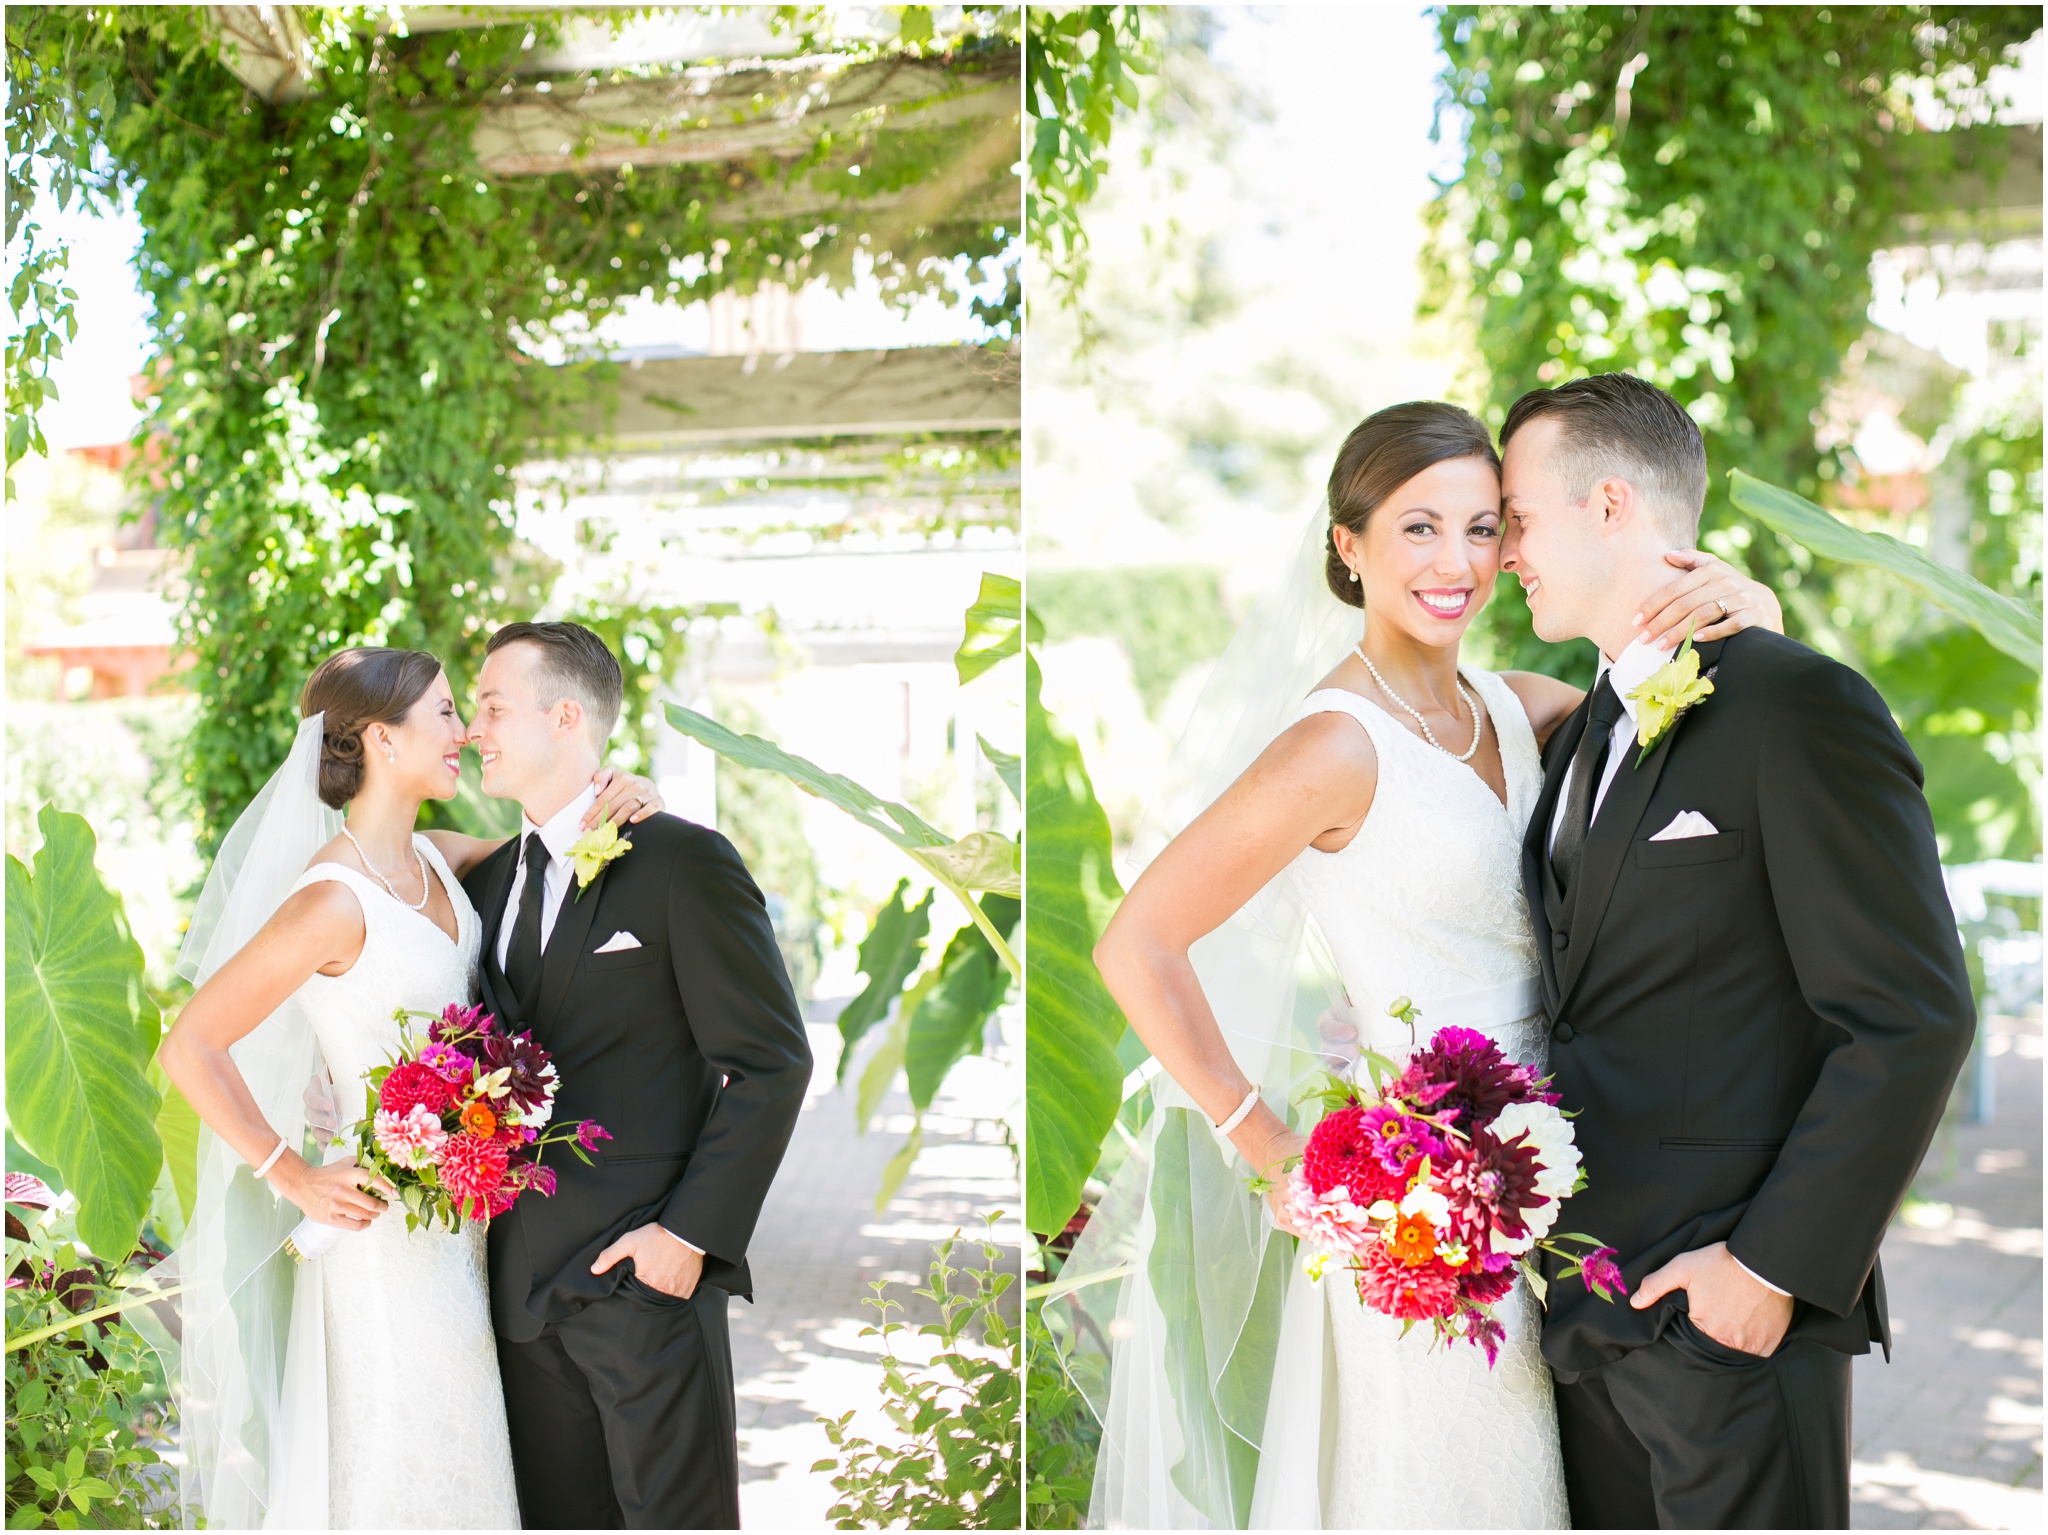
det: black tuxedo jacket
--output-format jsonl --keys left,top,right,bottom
{"left": 462, "top": 812, "right": 812, "bottom": 1342}
{"left": 1522, "top": 630, "right": 1973, "bottom": 1380}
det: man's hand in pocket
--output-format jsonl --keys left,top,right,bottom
{"left": 592, "top": 1223, "right": 703, "bottom": 1299}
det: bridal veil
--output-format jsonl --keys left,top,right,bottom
{"left": 1046, "top": 507, "right": 1365, "bottom": 1529}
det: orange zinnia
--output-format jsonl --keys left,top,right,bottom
{"left": 1387, "top": 1213, "right": 1437, "bottom": 1268}
{"left": 460, "top": 1101, "right": 498, "bottom": 1138}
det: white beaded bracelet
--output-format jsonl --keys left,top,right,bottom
{"left": 252, "top": 1137, "right": 290, "bottom": 1180}
{"left": 1213, "top": 1086, "right": 1261, "bottom": 1136}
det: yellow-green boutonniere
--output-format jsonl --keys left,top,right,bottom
{"left": 566, "top": 822, "right": 631, "bottom": 898}
{"left": 1625, "top": 627, "right": 1715, "bottom": 766}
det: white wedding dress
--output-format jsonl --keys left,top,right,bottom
{"left": 1252, "top": 667, "right": 1568, "bottom": 1529}
{"left": 278, "top": 838, "right": 521, "bottom": 1529}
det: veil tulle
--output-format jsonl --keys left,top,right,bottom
{"left": 1047, "top": 506, "right": 1366, "bottom": 1529}
{"left": 135, "top": 714, "right": 341, "bottom": 1529}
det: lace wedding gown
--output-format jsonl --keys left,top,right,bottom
{"left": 282, "top": 838, "right": 521, "bottom": 1529}
{"left": 1260, "top": 667, "right": 1568, "bottom": 1530}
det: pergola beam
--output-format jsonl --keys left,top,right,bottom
{"left": 549, "top": 345, "right": 1019, "bottom": 452}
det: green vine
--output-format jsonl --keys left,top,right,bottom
{"left": 6, "top": 6, "right": 1018, "bottom": 844}
{"left": 1429, "top": 3, "right": 2039, "bottom": 681}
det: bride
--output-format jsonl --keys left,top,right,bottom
{"left": 1070, "top": 400, "right": 1782, "bottom": 1529}
{"left": 154, "top": 646, "right": 663, "bottom": 1529}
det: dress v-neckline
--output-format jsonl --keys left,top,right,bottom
{"left": 318, "top": 843, "right": 463, "bottom": 948}
{"left": 1341, "top": 673, "right": 1512, "bottom": 814}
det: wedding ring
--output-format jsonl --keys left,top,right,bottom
{"left": 1715, "top": 597, "right": 1730, "bottom": 620}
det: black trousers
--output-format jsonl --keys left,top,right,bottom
{"left": 497, "top": 1278, "right": 739, "bottom": 1529}
{"left": 1555, "top": 1314, "right": 1852, "bottom": 1529}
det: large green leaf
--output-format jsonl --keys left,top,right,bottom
{"left": 1729, "top": 469, "right": 2043, "bottom": 671}
{"left": 955, "top": 571, "right": 1022, "bottom": 684}
{"left": 977, "top": 733, "right": 1021, "bottom": 804}
{"left": 835, "top": 880, "right": 935, "bottom": 1083}
{"left": 1023, "top": 650, "right": 1128, "bottom": 1235}
{"left": 905, "top": 895, "right": 1021, "bottom": 1111}
{"left": 663, "top": 702, "right": 1019, "bottom": 976}
{"left": 5, "top": 807, "right": 163, "bottom": 1258}
{"left": 152, "top": 1067, "right": 203, "bottom": 1225}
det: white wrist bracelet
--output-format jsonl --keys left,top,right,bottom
{"left": 1214, "top": 1086, "right": 1261, "bottom": 1136}
{"left": 253, "top": 1137, "right": 290, "bottom": 1180}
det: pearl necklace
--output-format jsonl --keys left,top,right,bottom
{"left": 341, "top": 825, "right": 431, "bottom": 910}
{"left": 1355, "top": 646, "right": 1484, "bottom": 763}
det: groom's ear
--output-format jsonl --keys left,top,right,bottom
{"left": 553, "top": 694, "right": 587, "bottom": 740}
{"left": 1593, "top": 474, "right": 1643, "bottom": 535}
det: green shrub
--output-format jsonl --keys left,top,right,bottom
{"left": 814, "top": 1219, "right": 1019, "bottom": 1529}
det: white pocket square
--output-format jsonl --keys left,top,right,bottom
{"left": 1649, "top": 810, "right": 1720, "bottom": 842}
{"left": 593, "top": 930, "right": 643, "bottom": 954}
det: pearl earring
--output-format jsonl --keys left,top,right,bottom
{"left": 1349, "top": 568, "right": 1360, "bottom": 583}
{"left": 385, "top": 746, "right": 395, "bottom": 762}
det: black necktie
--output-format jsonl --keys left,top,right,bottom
{"left": 504, "top": 831, "right": 549, "bottom": 1014}
{"left": 1552, "top": 676, "right": 1624, "bottom": 896}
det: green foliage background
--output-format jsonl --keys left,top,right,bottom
{"left": 1429, "top": 3, "right": 2041, "bottom": 860}
{"left": 7, "top": 5, "right": 1019, "bottom": 847}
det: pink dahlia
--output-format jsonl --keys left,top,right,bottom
{"left": 1356, "top": 1244, "right": 1458, "bottom": 1321}
{"left": 374, "top": 1104, "right": 449, "bottom": 1169}
{"left": 439, "top": 1132, "right": 512, "bottom": 1219}
{"left": 379, "top": 1060, "right": 455, "bottom": 1120}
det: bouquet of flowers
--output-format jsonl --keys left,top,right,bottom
{"left": 287, "top": 1002, "right": 610, "bottom": 1261}
{"left": 1279, "top": 999, "right": 1625, "bottom": 1364}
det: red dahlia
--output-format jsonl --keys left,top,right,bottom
{"left": 379, "top": 1061, "right": 455, "bottom": 1120}
{"left": 439, "top": 1132, "right": 511, "bottom": 1219}
{"left": 1356, "top": 1244, "right": 1458, "bottom": 1320}
{"left": 1302, "top": 1104, "right": 1403, "bottom": 1202}
{"left": 1458, "top": 1266, "right": 1517, "bottom": 1306}
{"left": 1440, "top": 1125, "right": 1548, "bottom": 1243}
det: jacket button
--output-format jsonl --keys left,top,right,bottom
{"left": 1553, "top": 931, "right": 1569, "bottom": 951}
{"left": 1552, "top": 1021, "right": 1575, "bottom": 1043}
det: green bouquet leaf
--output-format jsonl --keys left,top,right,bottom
{"left": 1729, "top": 469, "right": 2042, "bottom": 671}
{"left": 5, "top": 807, "right": 163, "bottom": 1258}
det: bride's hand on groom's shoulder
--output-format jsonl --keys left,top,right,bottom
{"left": 1636, "top": 550, "right": 1784, "bottom": 651}
{"left": 1630, "top": 1240, "right": 1794, "bottom": 1358}
{"left": 586, "top": 767, "right": 664, "bottom": 829}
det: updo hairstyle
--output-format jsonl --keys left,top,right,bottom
{"left": 1324, "top": 402, "right": 1501, "bottom": 608}
{"left": 300, "top": 647, "right": 444, "bottom": 808}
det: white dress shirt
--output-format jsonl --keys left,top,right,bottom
{"left": 496, "top": 785, "right": 701, "bottom": 1259}
{"left": 1543, "top": 639, "right": 1789, "bottom": 1300}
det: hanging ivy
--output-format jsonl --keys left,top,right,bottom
{"left": 1428, "top": 3, "right": 2038, "bottom": 679}
{"left": 6, "top": 5, "right": 1019, "bottom": 844}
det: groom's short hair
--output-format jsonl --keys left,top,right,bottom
{"left": 486, "top": 621, "right": 624, "bottom": 744}
{"left": 1500, "top": 373, "right": 1707, "bottom": 541}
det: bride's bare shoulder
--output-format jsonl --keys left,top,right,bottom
{"left": 1499, "top": 670, "right": 1585, "bottom": 748}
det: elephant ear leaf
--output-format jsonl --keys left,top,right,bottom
{"left": 5, "top": 806, "right": 163, "bottom": 1258}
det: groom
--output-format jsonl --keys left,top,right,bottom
{"left": 1500, "top": 374, "right": 1975, "bottom": 1528}
{"left": 464, "top": 620, "right": 812, "bottom": 1528}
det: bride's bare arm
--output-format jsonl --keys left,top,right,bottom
{"left": 1503, "top": 551, "right": 1787, "bottom": 748}
{"left": 156, "top": 884, "right": 395, "bottom": 1229}
{"left": 424, "top": 765, "right": 666, "bottom": 878}
{"left": 1094, "top": 714, "right": 1377, "bottom": 1214}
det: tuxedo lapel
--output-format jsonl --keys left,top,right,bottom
{"left": 476, "top": 845, "right": 518, "bottom": 1023}
{"left": 1526, "top": 697, "right": 1589, "bottom": 1013}
{"left": 1555, "top": 638, "right": 1726, "bottom": 1005}
{"left": 533, "top": 861, "right": 609, "bottom": 1036}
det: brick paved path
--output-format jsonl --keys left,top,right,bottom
{"left": 732, "top": 1019, "right": 1021, "bottom": 1529}
{"left": 1853, "top": 1010, "right": 2042, "bottom": 1530}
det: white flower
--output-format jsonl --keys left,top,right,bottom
{"left": 1491, "top": 1101, "right": 1581, "bottom": 1202}
{"left": 1399, "top": 1184, "right": 1452, "bottom": 1227}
